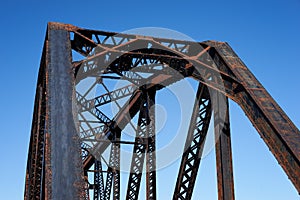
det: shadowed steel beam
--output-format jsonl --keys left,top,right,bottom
{"left": 76, "top": 91, "right": 112, "bottom": 124}
{"left": 47, "top": 25, "right": 85, "bottom": 199}
{"left": 25, "top": 40, "right": 49, "bottom": 200}
{"left": 89, "top": 84, "right": 136, "bottom": 109}
{"left": 93, "top": 159, "right": 105, "bottom": 200}
{"left": 213, "top": 91, "right": 235, "bottom": 200}
{"left": 25, "top": 85, "right": 46, "bottom": 200}
{"left": 145, "top": 89, "right": 157, "bottom": 200}
{"left": 25, "top": 23, "right": 300, "bottom": 200}
{"left": 125, "top": 89, "right": 157, "bottom": 200}
{"left": 104, "top": 157, "right": 113, "bottom": 200}
{"left": 84, "top": 73, "right": 184, "bottom": 170}
{"left": 113, "top": 135, "right": 121, "bottom": 200}
{"left": 173, "top": 83, "right": 212, "bottom": 200}
{"left": 85, "top": 89, "right": 142, "bottom": 167}
{"left": 126, "top": 95, "right": 148, "bottom": 200}
{"left": 104, "top": 132, "right": 121, "bottom": 200}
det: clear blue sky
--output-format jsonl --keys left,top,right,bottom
{"left": 0, "top": 0, "right": 299, "bottom": 199}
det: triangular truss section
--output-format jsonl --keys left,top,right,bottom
{"left": 24, "top": 22, "right": 300, "bottom": 200}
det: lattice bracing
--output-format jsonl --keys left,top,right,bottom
{"left": 24, "top": 22, "right": 300, "bottom": 200}
{"left": 173, "top": 83, "right": 212, "bottom": 200}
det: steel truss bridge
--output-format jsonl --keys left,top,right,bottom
{"left": 25, "top": 22, "right": 300, "bottom": 200}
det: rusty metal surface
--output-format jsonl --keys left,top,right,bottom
{"left": 93, "top": 160, "right": 104, "bottom": 199}
{"left": 145, "top": 89, "right": 157, "bottom": 200}
{"left": 213, "top": 93, "right": 235, "bottom": 200}
{"left": 48, "top": 28, "right": 85, "bottom": 199}
{"left": 25, "top": 42, "right": 48, "bottom": 200}
{"left": 205, "top": 41, "right": 300, "bottom": 193}
{"left": 173, "top": 83, "right": 212, "bottom": 200}
{"left": 126, "top": 91, "right": 152, "bottom": 200}
{"left": 25, "top": 22, "right": 300, "bottom": 200}
{"left": 103, "top": 133, "right": 121, "bottom": 200}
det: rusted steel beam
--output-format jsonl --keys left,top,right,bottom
{"left": 173, "top": 83, "right": 212, "bottom": 200}
{"left": 26, "top": 22, "right": 300, "bottom": 200}
{"left": 85, "top": 84, "right": 137, "bottom": 110}
{"left": 93, "top": 160, "right": 104, "bottom": 200}
{"left": 26, "top": 85, "right": 45, "bottom": 200}
{"left": 126, "top": 93, "right": 149, "bottom": 200}
{"left": 145, "top": 89, "right": 157, "bottom": 200}
{"left": 70, "top": 26, "right": 205, "bottom": 59}
{"left": 47, "top": 25, "right": 86, "bottom": 199}
{"left": 75, "top": 47, "right": 239, "bottom": 89}
{"left": 84, "top": 72, "right": 184, "bottom": 169}
{"left": 213, "top": 92, "right": 235, "bottom": 200}
{"left": 25, "top": 41, "right": 49, "bottom": 200}
{"left": 85, "top": 89, "right": 142, "bottom": 164}
{"left": 206, "top": 41, "right": 300, "bottom": 193}
{"left": 103, "top": 132, "right": 121, "bottom": 200}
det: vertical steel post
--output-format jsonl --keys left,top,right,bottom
{"left": 113, "top": 133, "right": 121, "bottom": 200}
{"left": 146, "top": 89, "right": 157, "bottom": 200}
{"left": 94, "top": 159, "right": 105, "bottom": 200}
{"left": 104, "top": 131, "right": 121, "bottom": 200}
{"left": 213, "top": 91, "right": 235, "bottom": 200}
{"left": 126, "top": 93, "right": 148, "bottom": 200}
{"left": 47, "top": 25, "right": 86, "bottom": 199}
{"left": 173, "top": 84, "right": 212, "bottom": 200}
{"left": 25, "top": 23, "right": 300, "bottom": 199}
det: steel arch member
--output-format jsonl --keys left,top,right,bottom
{"left": 24, "top": 22, "right": 300, "bottom": 200}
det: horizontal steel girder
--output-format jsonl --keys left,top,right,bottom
{"left": 25, "top": 22, "right": 300, "bottom": 200}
